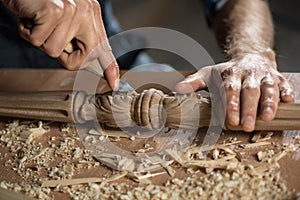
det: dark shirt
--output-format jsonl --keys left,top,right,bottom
{"left": 0, "top": 0, "right": 122, "bottom": 68}
{"left": 203, "top": 0, "right": 228, "bottom": 25}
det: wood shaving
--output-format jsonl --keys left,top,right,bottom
{"left": 257, "top": 150, "right": 274, "bottom": 162}
{"left": 239, "top": 141, "right": 271, "bottom": 149}
{"left": 0, "top": 120, "right": 299, "bottom": 200}
{"left": 19, "top": 121, "right": 49, "bottom": 144}
{"left": 185, "top": 159, "right": 239, "bottom": 170}
{"left": 251, "top": 131, "right": 274, "bottom": 143}
{"left": 160, "top": 161, "right": 176, "bottom": 177}
{"left": 42, "top": 177, "right": 103, "bottom": 188}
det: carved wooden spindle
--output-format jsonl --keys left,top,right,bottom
{"left": 89, "top": 89, "right": 207, "bottom": 130}
{"left": 82, "top": 89, "right": 300, "bottom": 131}
{"left": 0, "top": 89, "right": 299, "bottom": 130}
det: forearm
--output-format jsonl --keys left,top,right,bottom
{"left": 177, "top": 0, "right": 294, "bottom": 132}
{"left": 212, "top": 0, "right": 274, "bottom": 59}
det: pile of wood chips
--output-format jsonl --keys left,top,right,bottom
{"left": 0, "top": 120, "right": 299, "bottom": 200}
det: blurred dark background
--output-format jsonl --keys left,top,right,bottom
{"left": 110, "top": 0, "right": 300, "bottom": 72}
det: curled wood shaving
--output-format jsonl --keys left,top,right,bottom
{"left": 212, "top": 149, "right": 219, "bottom": 160}
{"left": 257, "top": 150, "right": 274, "bottom": 162}
{"left": 19, "top": 121, "right": 48, "bottom": 144}
{"left": 0, "top": 120, "right": 298, "bottom": 199}
{"left": 251, "top": 131, "right": 274, "bottom": 143}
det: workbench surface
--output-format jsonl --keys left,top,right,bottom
{"left": 0, "top": 69, "right": 299, "bottom": 199}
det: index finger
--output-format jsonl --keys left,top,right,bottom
{"left": 60, "top": 0, "right": 120, "bottom": 90}
{"left": 85, "top": 40, "right": 120, "bottom": 91}
{"left": 91, "top": 0, "right": 119, "bottom": 90}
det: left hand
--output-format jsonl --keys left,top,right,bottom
{"left": 175, "top": 51, "right": 294, "bottom": 132}
{"left": 3, "top": 0, "right": 119, "bottom": 90}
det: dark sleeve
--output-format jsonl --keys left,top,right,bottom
{"left": 98, "top": 0, "right": 122, "bottom": 37}
{"left": 0, "top": 0, "right": 123, "bottom": 69}
{"left": 98, "top": 0, "right": 147, "bottom": 69}
{"left": 0, "top": 1, "right": 142, "bottom": 69}
{"left": 0, "top": 3, "right": 63, "bottom": 68}
{"left": 202, "top": 0, "right": 228, "bottom": 25}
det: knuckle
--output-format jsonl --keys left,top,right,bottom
{"left": 108, "top": 61, "right": 119, "bottom": 70}
{"left": 53, "top": 7, "right": 63, "bottom": 17}
{"left": 244, "top": 67, "right": 257, "bottom": 76}
{"left": 221, "top": 66, "right": 241, "bottom": 79}
{"left": 65, "top": 0, "right": 76, "bottom": 16}
{"left": 227, "top": 104, "right": 239, "bottom": 113}
{"left": 242, "top": 79, "right": 259, "bottom": 90}
{"left": 279, "top": 78, "right": 292, "bottom": 89}
{"left": 45, "top": 48, "right": 61, "bottom": 58}
{"left": 261, "top": 99, "right": 275, "bottom": 106}
{"left": 261, "top": 77, "right": 276, "bottom": 87}
{"left": 91, "top": 0, "right": 100, "bottom": 7}
{"left": 277, "top": 74, "right": 287, "bottom": 83}
{"left": 227, "top": 97, "right": 239, "bottom": 109}
{"left": 260, "top": 100, "right": 276, "bottom": 110}
{"left": 61, "top": 57, "right": 82, "bottom": 71}
{"left": 29, "top": 37, "right": 44, "bottom": 47}
{"left": 81, "top": 0, "right": 94, "bottom": 13}
{"left": 47, "top": 1, "right": 64, "bottom": 17}
{"left": 243, "top": 84, "right": 259, "bottom": 90}
{"left": 279, "top": 80, "right": 293, "bottom": 92}
{"left": 225, "top": 80, "right": 241, "bottom": 91}
{"left": 281, "top": 88, "right": 294, "bottom": 96}
{"left": 43, "top": 43, "right": 64, "bottom": 58}
{"left": 91, "top": 0, "right": 102, "bottom": 14}
{"left": 186, "top": 72, "right": 200, "bottom": 80}
{"left": 64, "top": 63, "right": 80, "bottom": 71}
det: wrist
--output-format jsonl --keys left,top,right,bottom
{"left": 228, "top": 48, "right": 276, "bottom": 62}
{"left": 225, "top": 48, "right": 278, "bottom": 70}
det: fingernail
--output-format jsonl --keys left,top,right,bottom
{"left": 113, "top": 65, "right": 120, "bottom": 91}
{"left": 282, "top": 93, "right": 295, "bottom": 102}
{"left": 261, "top": 106, "right": 274, "bottom": 121}
{"left": 228, "top": 112, "right": 239, "bottom": 126}
{"left": 114, "top": 79, "right": 119, "bottom": 91}
{"left": 241, "top": 116, "right": 255, "bottom": 132}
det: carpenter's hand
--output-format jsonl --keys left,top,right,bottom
{"left": 3, "top": 0, "right": 119, "bottom": 90}
{"left": 175, "top": 51, "right": 294, "bottom": 132}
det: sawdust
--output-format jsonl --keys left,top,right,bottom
{"left": 0, "top": 120, "right": 299, "bottom": 199}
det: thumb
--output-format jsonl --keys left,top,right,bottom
{"left": 175, "top": 70, "right": 208, "bottom": 94}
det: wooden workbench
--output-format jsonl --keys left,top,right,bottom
{"left": 0, "top": 69, "right": 299, "bottom": 199}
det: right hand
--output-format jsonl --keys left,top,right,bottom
{"left": 175, "top": 52, "right": 294, "bottom": 132}
{"left": 3, "top": 0, "right": 119, "bottom": 90}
